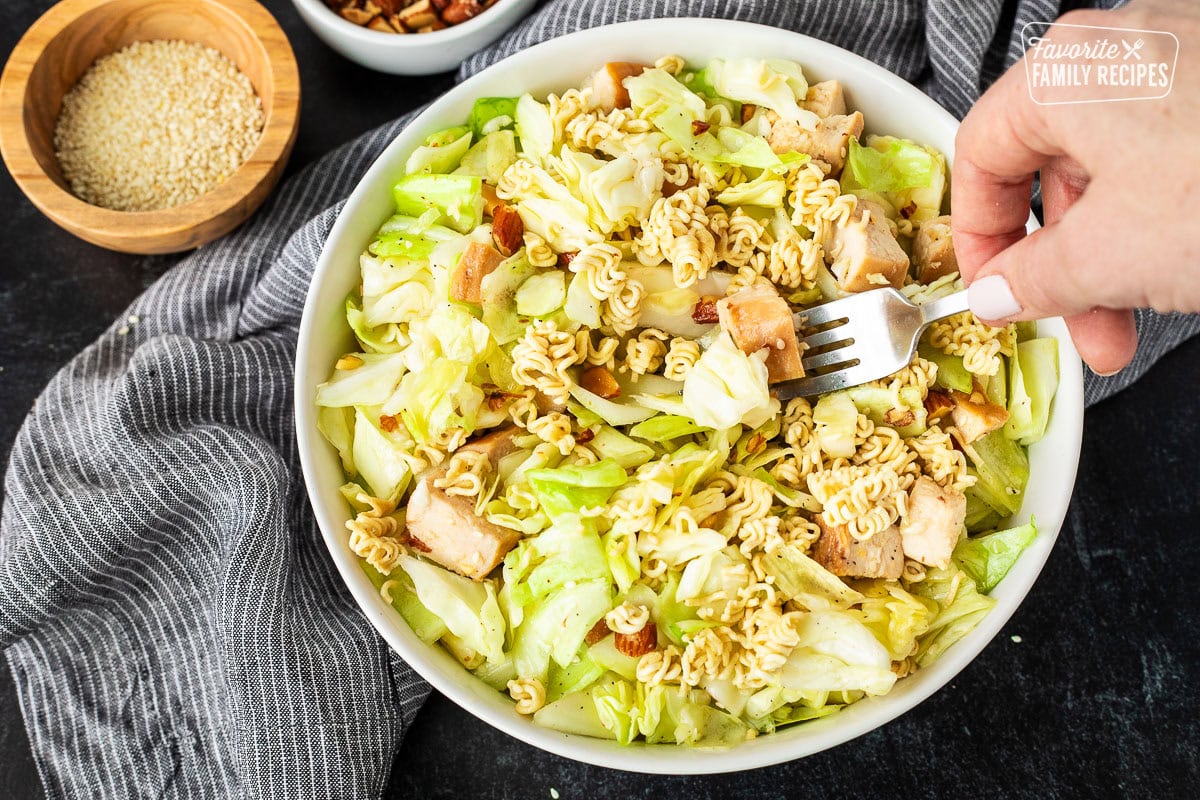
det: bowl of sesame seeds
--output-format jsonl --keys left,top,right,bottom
{"left": 0, "top": 0, "right": 300, "bottom": 254}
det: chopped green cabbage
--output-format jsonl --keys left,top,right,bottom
{"left": 813, "top": 392, "right": 858, "bottom": 458}
{"left": 625, "top": 67, "right": 708, "bottom": 120}
{"left": 315, "top": 352, "right": 407, "bottom": 408}
{"left": 704, "top": 58, "right": 816, "bottom": 126}
{"left": 845, "top": 135, "right": 935, "bottom": 194}
{"left": 1004, "top": 338, "right": 1059, "bottom": 445}
{"left": 526, "top": 459, "right": 628, "bottom": 522}
{"left": 392, "top": 173, "right": 484, "bottom": 234}
{"left": 953, "top": 519, "right": 1038, "bottom": 593}
{"left": 480, "top": 251, "right": 537, "bottom": 344}
{"left": 588, "top": 636, "right": 640, "bottom": 682}
{"left": 454, "top": 129, "right": 517, "bottom": 184}
{"left": 405, "top": 127, "right": 473, "bottom": 175}
{"left": 547, "top": 649, "right": 605, "bottom": 704}
{"left": 400, "top": 554, "right": 506, "bottom": 664}
{"left": 918, "top": 341, "right": 973, "bottom": 393}
{"left": 629, "top": 414, "right": 710, "bottom": 442}
{"left": 910, "top": 566, "right": 996, "bottom": 667}
{"left": 317, "top": 406, "right": 355, "bottom": 475}
{"left": 469, "top": 96, "right": 518, "bottom": 138}
{"left": 362, "top": 562, "right": 448, "bottom": 644}
{"left": 512, "top": 578, "right": 612, "bottom": 680}
{"left": 568, "top": 383, "right": 658, "bottom": 427}
{"left": 587, "top": 425, "right": 655, "bottom": 469}
{"left": 533, "top": 688, "right": 616, "bottom": 739}
{"left": 682, "top": 332, "right": 776, "bottom": 430}
{"left": 515, "top": 270, "right": 566, "bottom": 317}
{"left": 964, "top": 429, "right": 1030, "bottom": 517}
{"left": 779, "top": 611, "right": 898, "bottom": 695}
{"left": 351, "top": 407, "right": 412, "bottom": 502}
{"left": 514, "top": 93, "right": 554, "bottom": 164}
{"left": 855, "top": 581, "right": 936, "bottom": 661}
{"left": 759, "top": 544, "right": 865, "bottom": 610}
{"left": 716, "top": 171, "right": 787, "bottom": 206}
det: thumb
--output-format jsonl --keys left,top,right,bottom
{"left": 966, "top": 177, "right": 1149, "bottom": 323}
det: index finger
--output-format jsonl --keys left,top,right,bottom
{"left": 951, "top": 57, "right": 1064, "bottom": 281}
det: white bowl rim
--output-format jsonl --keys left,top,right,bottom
{"left": 295, "top": 17, "right": 1085, "bottom": 774}
{"left": 292, "top": 0, "right": 523, "bottom": 45}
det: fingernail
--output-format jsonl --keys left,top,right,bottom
{"left": 968, "top": 275, "right": 1023, "bottom": 320}
{"left": 1092, "top": 366, "right": 1122, "bottom": 377}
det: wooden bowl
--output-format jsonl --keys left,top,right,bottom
{"left": 0, "top": 0, "right": 300, "bottom": 254}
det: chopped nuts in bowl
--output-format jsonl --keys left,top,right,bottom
{"left": 292, "top": 0, "right": 537, "bottom": 75}
{"left": 326, "top": 0, "right": 499, "bottom": 35}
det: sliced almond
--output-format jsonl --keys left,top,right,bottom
{"left": 615, "top": 621, "right": 657, "bottom": 658}
{"left": 585, "top": 618, "right": 611, "bottom": 646}
{"left": 491, "top": 203, "right": 524, "bottom": 257}
{"left": 398, "top": 0, "right": 437, "bottom": 28}
{"left": 339, "top": 6, "right": 375, "bottom": 24}
{"left": 366, "top": 15, "right": 397, "bottom": 32}
{"left": 924, "top": 390, "right": 954, "bottom": 422}
{"left": 580, "top": 366, "right": 621, "bottom": 399}
{"left": 440, "top": 0, "right": 483, "bottom": 24}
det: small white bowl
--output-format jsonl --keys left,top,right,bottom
{"left": 291, "top": 0, "right": 537, "bottom": 75}
{"left": 296, "top": 19, "right": 1085, "bottom": 773}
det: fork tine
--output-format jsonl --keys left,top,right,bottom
{"left": 797, "top": 326, "right": 852, "bottom": 351}
{"left": 802, "top": 347, "right": 858, "bottom": 372}
{"left": 791, "top": 301, "right": 850, "bottom": 330}
{"left": 778, "top": 362, "right": 883, "bottom": 399}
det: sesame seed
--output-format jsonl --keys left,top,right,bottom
{"left": 54, "top": 40, "right": 264, "bottom": 212}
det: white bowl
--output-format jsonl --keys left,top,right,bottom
{"left": 295, "top": 18, "right": 1085, "bottom": 773}
{"left": 291, "top": 0, "right": 537, "bottom": 75}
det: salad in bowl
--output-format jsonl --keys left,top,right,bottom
{"left": 299, "top": 22, "right": 1080, "bottom": 768}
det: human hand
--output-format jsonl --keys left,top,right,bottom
{"left": 952, "top": 0, "right": 1200, "bottom": 375}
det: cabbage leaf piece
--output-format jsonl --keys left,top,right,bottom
{"left": 682, "top": 332, "right": 777, "bottom": 430}
{"left": 399, "top": 554, "right": 506, "bottom": 664}
{"left": 953, "top": 519, "right": 1038, "bottom": 593}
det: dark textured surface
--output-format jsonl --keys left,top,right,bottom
{"left": 1, "top": 1, "right": 1198, "bottom": 798}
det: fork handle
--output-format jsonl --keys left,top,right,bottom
{"left": 919, "top": 289, "right": 971, "bottom": 326}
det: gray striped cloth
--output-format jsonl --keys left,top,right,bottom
{"left": 2, "top": 1, "right": 1196, "bottom": 797}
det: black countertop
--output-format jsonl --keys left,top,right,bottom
{"left": 1, "top": 2, "right": 1198, "bottom": 798}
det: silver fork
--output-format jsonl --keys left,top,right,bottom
{"left": 776, "top": 288, "right": 970, "bottom": 400}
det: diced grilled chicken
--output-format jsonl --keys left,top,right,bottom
{"left": 450, "top": 241, "right": 504, "bottom": 304}
{"left": 949, "top": 384, "right": 1009, "bottom": 443}
{"left": 767, "top": 111, "right": 864, "bottom": 176}
{"left": 802, "top": 80, "right": 847, "bottom": 118}
{"left": 824, "top": 199, "right": 910, "bottom": 292}
{"left": 590, "top": 62, "right": 648, "bottom": 111}
{"left": 405, "top": 428, "right": 521, "bottom": 581}
{"left": 812, "top": 518, "right": 904, "bottom": 580}
{"left": 912, "top": 215, "right": 958, "bottom": 283}
{"left": 457, "top": 426, "right": 522, "bottom": 462}
{"left": 716, "top": 283, "right": 805, "bottom": 383}
{"left": 899, "top": 476, "right": 966, "bottom": 569}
